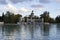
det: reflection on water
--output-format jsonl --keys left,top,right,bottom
{"left": 0, "top": 24, "right": 60, "bottom": 40}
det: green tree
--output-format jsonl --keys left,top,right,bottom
{"left": 40, "top": 11, "right": 50, "bottom": 22}
{"left": 4, "top": 11, "right": 22, "bottom": 23}
{"left": 1, "top": 12, "right": 5, "bottom": 22}
{"left": 55, "top": 15, "right": 60, "bottom": 23}
{"left": 4, "top": 11, "right": 14, "bottom": 23}
{"left": 14, "top": 14, "right": 22, "bottom": 23}
{"left": 48, "top": 18, "right": 55, "bottom": 23}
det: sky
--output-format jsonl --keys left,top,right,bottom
{"left": 0, "top": 0, "right": 60, "bottom": 18}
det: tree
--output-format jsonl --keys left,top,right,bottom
{"left": 55, "top": 15, "right": 60, "bottom": 23}
{"left": 14, "top": 14, "right": 22, "bottom": 23}
{"left": 2, "top": 12, "right": 4, "bottom": 21}
{"left": 4, "top": 11, "right": 22, "bottom": 23}
{"left": 4, "top": 11, "right": 14, "bottom": 23}
{"left": 48, "top": 18, "right": 55, "bottom": 23}
{"left": 40, "top": 11, "right": 50, "bottom": 22}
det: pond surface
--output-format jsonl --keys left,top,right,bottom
{"left": 0, "top": 24, "right": 60, "bottom": 40}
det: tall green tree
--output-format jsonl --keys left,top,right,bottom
{"left": 55, "top": 15, "right": 60, "bottom": 23}
{"left": 48, "top": 18, "right": 55, "bottom": 23}
{"left": 40, "top": 11, "right": 50, "bottom": 22}
{"left": 4, "top": 11, "right": 14, "bottom": 23}
{"left": 14, "top": 14, "right": 22, "bottom": 23}
{"left": 4, "top": 11, "right": 22, "bottom": 23}
{"left": 2, "top": 12, "right": 4, "bottom": 21}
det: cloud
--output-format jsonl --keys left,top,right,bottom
{"left": 39, "top": 0, "right": 50, "bottom": 3}
{"left": 31, "top": 5, "right": 44, "bottom": 8}
{"left": 55, "top": 0, "right": 60, "bottom": 3}
{"left": 31, "top": 4, "right": 45, "bottom": 10}
{"left": 0, "top": 0, "right": 32, "bottom": 4}
{"left": 10, "top": 0, "right": 32, "bottom": 4}
{"left": 4, "top": 4, "right": 18, "bottom": 14}
{"left": 19, "top": 7, "right": 31, "bottom": 13}
{"left": 0, "top": 0, "right": 51, "bottom": 4}
{"left": 0, "top": 0, "right": 7, "bottom": 4}
{"left": 4, "top": 4, "right": 31, "bottom": 14}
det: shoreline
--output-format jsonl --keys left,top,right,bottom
{"left": 0, "top": 22, "right": 59, "bottom": 25}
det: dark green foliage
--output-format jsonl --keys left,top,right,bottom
{"left": 4, "top": 11, "right": 22, "bottom": 23}
{"left": 0, "top": 12, "right": 4, "bottom": 22}
{"left": 55, "top": 16, "right": 60, "bottom": 23}
{"left": 0, "top": 16, "right": 3, "bottom": 22}
{"left": 14, "top": 14, "right": 22, "bottom": 23}
{"left": 40, "top": 11, "right": 55, "bottom": 23}
{"left": 2, "top": 12, "right": 4, "bottom": 21}
{"left": 48, "top": 18, "right": 55, "bottom": 23}
{"left": 40, "top": 11, "right": 50, "bottom": 22}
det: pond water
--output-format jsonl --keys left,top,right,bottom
{"left": 0, "top": 24, "right": 60, "bottom": 40}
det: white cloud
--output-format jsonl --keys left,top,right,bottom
{"left": 4, "top": 4, "right": 32, "bottom": 14}
{"left": 31, "top": 5, "right": 44, "bottom": 8}
{"left": 19, "top": 7, "right": 31, "bottom": 13}
{"left": 10, "top": 0, "right": 32, "bottom": 4}
{"left": 4, "top": 4, "right": 18, "bottom": 14}
{"left": 55, "top": 0, "right": 60, "bottom": 2}
{"left": 39, "top": 0, "right": 50, "bottom": 3}
{"left": 0, "top": 0, "right": 32, "bottom": 4}
{"left": 31, "top": 4, "right": 45, "bottom": 11}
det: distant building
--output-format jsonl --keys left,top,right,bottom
{"left": 23, "top": 10, "right": 43, "bottom": 23}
